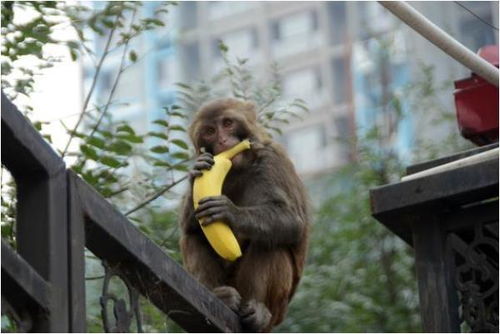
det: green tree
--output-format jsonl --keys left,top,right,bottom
{"left": 276, "top": 57, "right": 472, "bottom": 332}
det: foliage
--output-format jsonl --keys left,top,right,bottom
{"left": 276, "top": 40, "right": 472, "bottom": 332}
{"left": 175, "top": 40, "right": 309, "bottom": 137}
{"left": 1, "top": 1, "right": 70, "bottom": 102}
{"left": 276, "top": 134, "right": 421, "bottom": 332}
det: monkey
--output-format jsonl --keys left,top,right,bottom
{"left": 179, "top": 98, "right": 310, "bottom": 332}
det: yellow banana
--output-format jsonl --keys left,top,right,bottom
{"left": 192, "top": 139, "right": 251, "bottom": 261}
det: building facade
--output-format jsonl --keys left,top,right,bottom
{"left": 83, "top": 1, "right": 499, "bottom": 181}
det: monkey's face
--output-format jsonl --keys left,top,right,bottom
{"left": 197, "top": 112, "right": 250, "bottom": 166}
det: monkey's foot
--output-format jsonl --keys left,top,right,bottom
{"left": 213, "top": 286, "right": 241, "bottom": 313}
{"left": 239, "top": 299, "right": 272, "bottom": 333}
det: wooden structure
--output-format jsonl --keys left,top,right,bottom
{"left": 371, "top": 143, "right": 499, "bottom": 332}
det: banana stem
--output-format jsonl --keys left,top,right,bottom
{"left": 218, "top": 139, "right": 251, "bottom": 160}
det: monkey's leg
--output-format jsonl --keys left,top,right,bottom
{"left": 213, "top": 286, "right": 242, "bottom": 313}
{"left": 234, "top": 247, "right": 294, "bottom": 332}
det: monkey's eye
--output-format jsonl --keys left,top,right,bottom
{"left": 222, "top": 118, "right": 233, "bottom": 127}
{"left": 204, "top": 127, "right": 215, "bottom": 136}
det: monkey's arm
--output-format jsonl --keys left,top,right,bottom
{"left": 195, "top": 145, "right": 308, "bottom": 247}
{"left": 195, "top": 189, "right": 305, "bottom": 247}
{"left": 179, "top": 194, "right": 226, "bottom": 288}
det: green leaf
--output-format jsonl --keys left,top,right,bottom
{"left": 108, "top": 141, "right": 132, "bottom": 155}
{"left": 100, "top": 187, "right": 113, "bottom": 198}
{"left": 116, "top": 124, "right": 135, "bottom": 135}
{"left": 100, "top": 155, "right": 122, "bottom": 168}
{"left": 167, "top": 111, "right": 187, "bottom": 119}
{"left": 143, "top": 18, "right": 165, "bottom": 27}
{"left": 153, "top": 160, "right": 171, "bottom": 167}
{"left": 218, "top": 40, "right": 228, "bottom": 53}
{"left": 117, "top": 134, "right": 143, "bottom": 143}
{"left": 98, "top": 170, "right": 118, "bottom": 183}
{"left": 129, "top": 50, "right": 137, "bottom": 62}
{"left": 171, "top": 139, "right": 188, "bottom": 150}
{"left": 33, "top": 121, "right": 42, "bottom": 131}
{"left": 173, "top": 164, "right": 189, "bottom": 172}
{"left": 102, "top": 19, "right": 114, "bottom": 28}
{"left": 150, "top": 145, "right": 169, "bottom": 154}
{"left": 80, "top": 144, "right": 99, "bottom": 161}
{"left": 87, "top": 136, "right": 106, "bottom": 149}
{"left": 70, "top": 49, "right": 78, "bottom": 61}
{"left": 67, "top": 40, "right": 79, "bottom": 49}
{"left": 100, "top": 130, "right": 113, "bottom": 138}
{"left": 171, "top": 152, "right": 190, "bottom": 160}
{"left": 237, "top": 57, "right": 249, "bottom": 65}
{"left": 148, "top": 131, "right": 168, "bottom": 140}
{"left": 169, "top": 125, "right": 186, "bottom": 132}
{"left": 174, "top": 82, "right": 191, "bottom": 90}
{"left": 82, "top": 170, "right": 98, "bottom": 185}
{"left": 153, "top": 119, "right": 169, "bottom": 127}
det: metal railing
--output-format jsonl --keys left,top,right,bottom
{"left": 1, "top": 91, "right": 241, "bottom": 332}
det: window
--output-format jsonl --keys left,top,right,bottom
{"left": 213, "top": 28, "right": 258, "bottom": 59}
{"left": 158, "top": 57, "right": 180, "bottom": 89}
{"left": 271, "top": 11, "right": 321, "bottom": 58}
{"left": 357, "top": 2, "right": 393, "bottom": 39}
{"left": 282, "top": 67, "right": 325, "bottom": 108}
{"left": 333, "top": 115, "right": 352, "bottom": 162}
{"left": 181, "top": 42, "right": 200, "bottom": 81}
{"left": 460, "top": 15, "right": 496, "bottom": 52}
{"left": 208, "top": 2, "right": 257, "bottom": 20}
{"left": 272, "top": 11, "right": 318, "bottom": 41}
{"left": 286, "top": 125, "right": 326, "bottom": 173}
{"left": 327, "top": 2, "right": 347, "bottom": 45}
{"left": 178, "top": 1, "right": 197, "bottom": 29}
{"left": 332, "top": 56, "right": 350, "bottom": 104}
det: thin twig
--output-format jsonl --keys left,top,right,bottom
{"left": 76, "top": 8, "right": 138, "bottom": 170}
{"left": 125, "top": 175, "right": 188, "bottom": 216}
{"left": 61, "top": 13, "right": 120, "bottom": 158}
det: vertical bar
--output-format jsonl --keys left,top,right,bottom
{"left": 16, "top": 167, "right": 69, "bottom": 332}
{"left": 68, "top": 171, "right": 87, "bottom": 332}
{"left": 412, "top": 217, "right": 460, "bottom": 332}
{"left": 3, "top": 91, "right": 72, "bottom": 331}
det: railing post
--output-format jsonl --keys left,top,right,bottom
{"left": 412, "top": 216, "right": 460, "bottom": 332}
{"left": 68, "top": 172, "right": 87, "bottom": 332}
{"left": 2, "top": 92, "right": 69, "bottom": 331}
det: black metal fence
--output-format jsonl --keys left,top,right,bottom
{"left": 371, "top": 143, "right": 499, "bottom": 332}
{"left": 1, "top": 92, "right": 241, "bottom": 332}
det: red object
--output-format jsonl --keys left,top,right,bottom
{"left": 453, "top": 45, "right": 499, "bottom": 146}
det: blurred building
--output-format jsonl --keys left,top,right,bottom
{"left": 173, "top": 1, "right": 498, "bottom": 179}
{"left": 83, "top": 1, "right": 499, "bottom": 184}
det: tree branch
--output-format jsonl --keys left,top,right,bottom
{"left": 125, "top": 175, "right": 188, "bottom": 217}
{"left": 61, "top": 12, "right": 120, "bottom": 158}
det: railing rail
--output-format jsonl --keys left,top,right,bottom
{"left": 1, "top": 91, "right": 241, "bottom": 332}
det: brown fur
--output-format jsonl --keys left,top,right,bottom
{"left": 180, "top": 98, "right": 310, "bottom": 332}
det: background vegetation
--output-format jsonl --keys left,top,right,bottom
{"left": 1, "top": 1, "right": 472, "bottom": 332}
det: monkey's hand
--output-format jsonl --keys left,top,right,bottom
{"left": 194, "top": 195, "right": 239, "bottom": 227}
{"left": 189, "top": 152, "right": 214, "bottom": 181}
